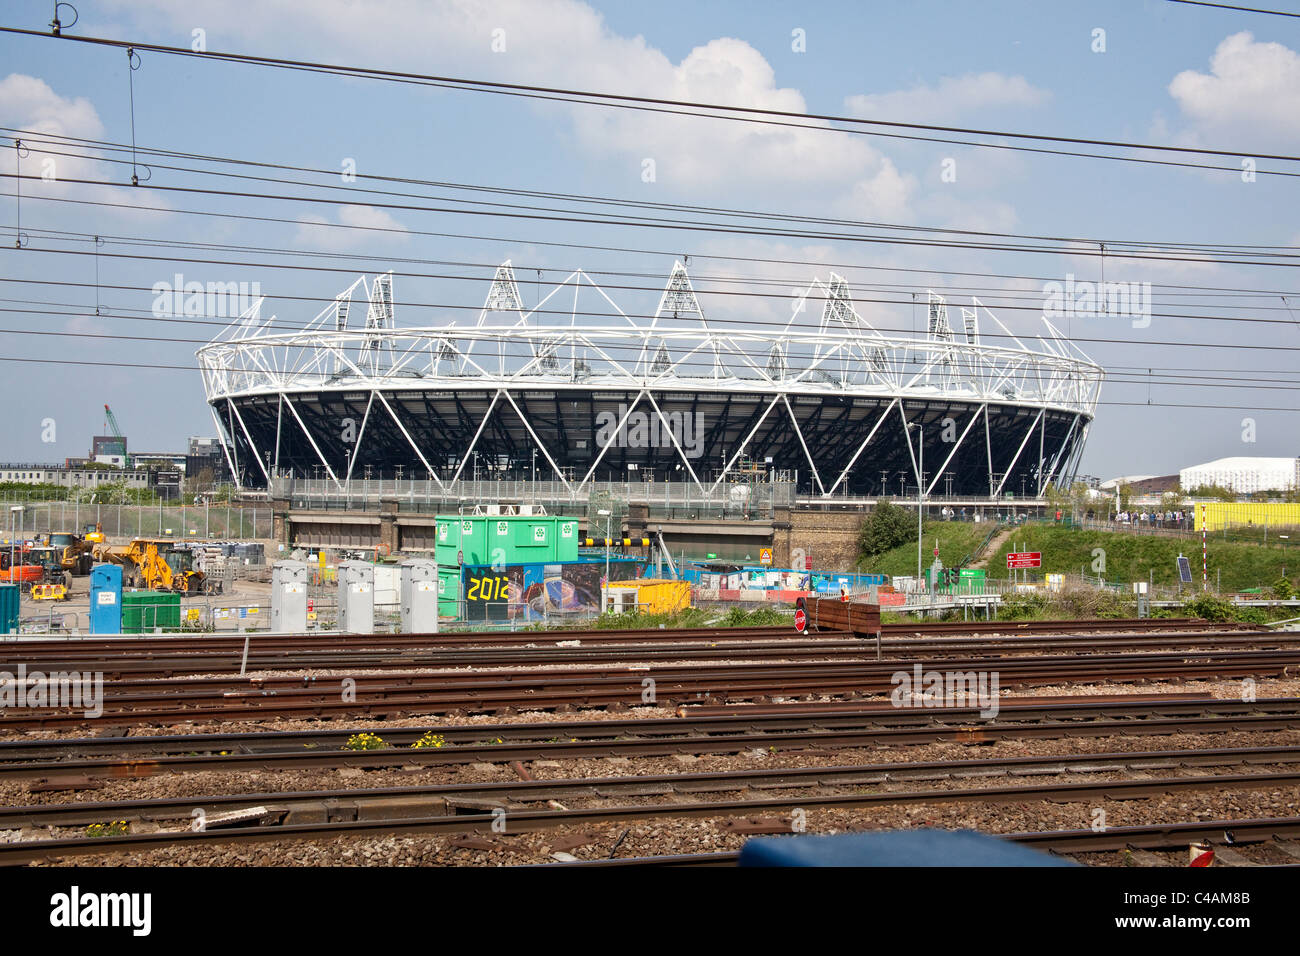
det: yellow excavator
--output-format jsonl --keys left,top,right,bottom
{"left": 93, "top": 539, "right": 210, "bottom": 594}
{"left": 35, "top": 531, "right": 96, "bottom": 576}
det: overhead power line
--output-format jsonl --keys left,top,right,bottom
{"left": 2, "top": 25, "right": 1300, "bottom": 176}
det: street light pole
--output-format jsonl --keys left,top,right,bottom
{"left": 908, "top": 424, "right": 923, "bottom": 585}
{"left": 9, "top": 506, "right": 23, "bottom": 578}
{"left": 597, "top": 508, "right": 612, "bottom": 612}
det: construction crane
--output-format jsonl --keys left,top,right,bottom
{"left": 103, "top": 404, "right": 124, "bottom": 438}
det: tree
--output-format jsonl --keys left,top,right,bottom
{"left": 1160, "top": 490, "right": 1186, "bottom": 514}
{"left": 858, "top": 500, "right": 914, "bottom": 559}
{"left": 1182, "top": 483, "right": 1237, "bottom": 502}
{"left": 187, "top": 466, "right": 215, "bottom": 498}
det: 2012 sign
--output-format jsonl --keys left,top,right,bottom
{"left": 465, "top": 574, "right": 511, "bottom": 602}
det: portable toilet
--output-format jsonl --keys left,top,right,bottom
{"left": 337, "top": 560, "right": 375, "bottom": 634}
{"left": 89, "top": 563, "right": 123, "bottom": 635}
{"left": 399, "top": 558, "right": 439, "bottom": 634}
{"left": 0, "top": 583, "right": 18, "bottom": 634}
{"left": 434, "top": 516, "right": 461, "bottom": 567}
{"left": 270, "top": 560, "right": 309, "bottom": 633}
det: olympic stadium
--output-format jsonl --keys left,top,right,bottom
{"left": 196, "top": 262, "right": 1104, "bottom": 499}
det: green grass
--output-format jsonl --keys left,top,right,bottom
{"left": 859, "top": 521, "right": 992, "bottom": 577}
{"left": 585, "top": 605, "right": 793, "bottom": 630}
{"left": 988, "top": 525, "right": 1297, "bottom": 593}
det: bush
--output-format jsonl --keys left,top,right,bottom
{"left": 859, "top": 501, "right": 914, "bottom": 559}
{"left": 997, "top": 592, "right": 1050, "bottom": 620}
{"left": 1274, "top": 578, "right": 1294, "bottom": 601}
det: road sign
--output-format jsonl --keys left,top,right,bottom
{"left": 794, "top": 607, "right": 806, "bottom": 633}
{"left": 759, "top": 548, "right": 773, "bottom": 566}
{"left": 805, "top": 556, "right": 813, "bottom": 570}
{"left": 1006, "top": 551, "right": 1041, "bottom": 569}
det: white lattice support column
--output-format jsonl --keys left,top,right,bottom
{"left": 345, "top": 392, "right": 377, "bottom": 482}
{"left": 450, "top": 390, "right": 504, "bottom": 484}
{"left": 1038, "top": 412, "right": 1083, "bottom": 496}
{"left": 984, "top": 404, "right": 995, "bottom": 498}
{"left": 926, "top": 404, "right": 986, "bottom": 497}
{"left": 210, "top": 405, "right": 243, "bottom": 492}
{"left": 282, "top": 393, "right": 341, "bottom": 489}
{"left": 898, "top": 401, "right": 921, "bottom": 489}
{"left": 709, "top": 393, "right": 784, "bottom": 495}
{"left": 827, "top": 397, "right": 899, "bottom": 496}
{"left": 228, "top": 399, "right": 274, "bottom": 487}
{"left": 579, "top": 389, "right": 648, "bottom": 489}
{"left": 372, "top": 391, "right": 446, "bottom": 491}
{"left": 272, "top": 394, "right": 284, "bottom": 478}
{"left": 644, "top": 392, "right": 705, "bottom": 492}
{"left": 500, "top": 390, "right": 574, "bottom": 494}
{"left": 782, "top": 394, "right": 826, "bottom": 496}
{"left": 992, "top": 407, "right": 1044, "bottom": 498}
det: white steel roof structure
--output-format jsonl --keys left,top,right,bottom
{"left": 197, "top": 261, "right": 1104, "bottom": 498}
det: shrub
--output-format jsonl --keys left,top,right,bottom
{"left": 858, "top": 501, "right": 914, "bottom": 559}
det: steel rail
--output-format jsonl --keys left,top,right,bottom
{"left": 3, "top": 707, "right": 1298, "bottom": 781}
{"left": 0, "top": 770, "right": 1293, "bottom": 866}
{"left": 4, "top": 743, "right": 1297, "bottom": 830}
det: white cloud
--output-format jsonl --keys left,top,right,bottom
{"left": 845, "top": 72, "right": 1050, "bottom": 124}
{"left": 1168, "top": 32, "right": 1300, "bottom": 146}
{"left": 293, "top": 203, "right": 408, "bottom": 249}
{"left": 0, "top": 73, "right": 170, "bottom": 223}
{"left": 102, "top": 1, "right": 912, "bottom": 213}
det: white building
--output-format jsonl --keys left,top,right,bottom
{"left": 0, "top": 465, "right": 149, "bottom": 490}
{"left": 1179, "top": 457, "right": 1300, "bottom": 495}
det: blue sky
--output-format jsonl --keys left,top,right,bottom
{"left": 1, "top": 0, "right": 1298, "bottom": 481}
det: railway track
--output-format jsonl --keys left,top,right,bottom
{"left": 552, "top": 817, "right": 1300, "bottom": 866}
{"left": 0, "top": 617, "right": 1255, "bottom": 656}
{"left": 3, "top": 766, "right": 1297, "bottom": 866}
{"left": 2, "top": 645, "right": 1297, "bottom": 729}
{"left": 5, "top": 743, "right": 1297, "bottom": 831}
{"left": 3, "top": 631, "right": 1297, "bottom": 680}
{"left": 3, "top": 697, "right": 1298, "bottom": 781}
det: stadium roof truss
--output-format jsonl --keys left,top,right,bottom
{"left": 197, "top": 260, "right": 1104, "bottom": 498}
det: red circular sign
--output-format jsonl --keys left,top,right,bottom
{"left": 794, "top": 608, "right": 807, "bottom": 632}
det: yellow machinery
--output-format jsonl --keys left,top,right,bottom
{"left": 38, "top": 531, "right": 95, "bottom": 575}
{"left": 94, "top": 539, "right": 209, "bottom": 594}
{"left": 31, "top": 583, "right": 68, "bottom": 601}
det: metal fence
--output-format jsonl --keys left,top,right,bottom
{"left": 0, "top": 498, "right": 272, "bottom": 542}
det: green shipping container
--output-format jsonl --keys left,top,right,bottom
{"left": 0, "top": 584, "right": 18, "bottom": 634}
{"left": 437, "top": 566, "right": 461, "bottom": 619}
{"left": 121, "top": 590, "right": 182, "bottom": 633}
{"left": 436, "top": 514, "right": 581, "bottom": 566}
{"left": 556, "top": 518, "right": 579, "bottom": 562}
